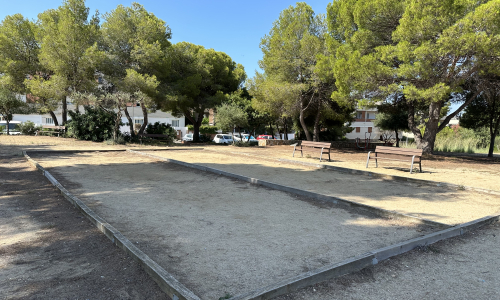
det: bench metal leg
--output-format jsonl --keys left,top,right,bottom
{"left": 319, "top": 147, "right": 325, "bottom": 162}
{"left": 410, "top": 155, "right": 416, "bottom": 174}
{"left": 375, "top": 153, "right": 378, "bottom": 168}
{"left": 419, "top": 161, "right": 422, "bottom": 173}
{"left": 366, "top": 151, "right": 371, "bottom": 168}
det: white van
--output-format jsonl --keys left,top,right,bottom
{"left": 0, "top": 121, "right": 21, "bottom": 135}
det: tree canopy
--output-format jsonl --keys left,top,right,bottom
{"left": 329, "top": 0, "right": 500, "bottom": 152}
{"left": 163, "top": 42, "right": 246, "bottom": 142}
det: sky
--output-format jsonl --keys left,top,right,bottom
{"left": 0, "top": 0, "right": 332, "bottom": 78}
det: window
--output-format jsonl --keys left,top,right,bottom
{"left": 367, "top": 113, "right": 376, "bottom": 119}
{"left": 45, "top": 117, "right": 54, "bottom": 124}
{"left": 172, "top": 120, "right": 179, "bottom": 127}
{"left": 357, "top": 112, "right": 363, "bottom": 119}
{"left": 368, "top": 127, "right": 372, "bottom": 133}
{"left": 356, "top": 127, "right": 360, "bottom": 133}
{"left": 134, "top": 119, "right": 144, "bottom": 125}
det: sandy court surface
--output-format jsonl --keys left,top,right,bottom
{"left": 145, "top": 149, "right": 500, "bottom": 225}
{"left": 30, "top": 151, "right": 434, "bottom": 300}
{"left": 203, "top": 145, "right": 500, "bottom": 192}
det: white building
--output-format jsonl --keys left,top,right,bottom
{"left": 345, "top": 107, "right": 383, "bottom": 140}
{"left": 11, "top": 98, "right": 188, "bottom": 138}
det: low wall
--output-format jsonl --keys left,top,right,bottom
{"left": 259, "top": 139, "right": 299, "bottom": 146}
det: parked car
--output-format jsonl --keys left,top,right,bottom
{"left": 256, "top": 135, "right": 274, "bottom": 140}
{"left": 182, "top": 133, "right": 193, "bottom": 141}
{"left": 241, "top": 134, "right": 258, "bottom": 143}
{"left": 213, "top": 134, "right": 233, "bottom": 144}
{"left": 0, "top": 121, "right": 21, "bottom": 135}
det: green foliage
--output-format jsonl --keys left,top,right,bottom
{"left": 434, "top": 126, "right": 490, "bottom": 153}
{"left": 101, "top": 3, "right": 171, "bottom": 80}
{"left": 145, "top": 121, "right": 177, "bottom": 144}
{"left": 215, "top": 102, "right": 248, "bottom": 133}
{"left": 201, "top": 117, "right": 209, "bottom": 125}
{"left": 38, "top": 0, "right": 100, "bottom": 95}
{"left": 66, "top": 106, "right": 118, "bottom": 142}
{"left": 17, "top": 121, "right": 42, "bottom": 135}
{"left": 163, "top": 42, "right": 246, "bottom": 141}
{"left": 187, "top": 124, "right": 218, "bottom": 134}
{"left": 0, "top": 87, "right": 25, "bottom": 134}
{"left": 0, "top": 14, "right": 40, "bottom": 94}
{"left": 329, "top": 0, "right": 500, "bottom": 152}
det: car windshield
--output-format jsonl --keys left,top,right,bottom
{"left": 0, "top": 123, "right": 19, "bottom": 130}
{"left": 223, "top": 135, "right": 232, "bottom": 139}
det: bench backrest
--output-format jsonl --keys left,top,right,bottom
{"left": 42, "top": 125, "right": 65, "bottom": 129}
{"left": 375, "top": 146, "right": 422, "bottom": 156}
{"left": 301, "top": 141, "right": 332, "bottom": 148}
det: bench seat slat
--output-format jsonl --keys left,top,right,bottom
{"left": 367, "top": 146, "right": 423, "bottom": 174}
{"left": 292, "top": 141, "right": 332, "bottom": 162}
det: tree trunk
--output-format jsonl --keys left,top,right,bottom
{"left": 284, "top": 119, "right": 288, "bottom": 140}
{"left": 62, "top": 95, "right": 67, "bottom": 125}
{"left": 488, "top": 116, "right": 500, "bottom": 157}
{"left": 114, "top": 109, "right": 122, "bottom": 141}
{"left": 123, "top": 107, "right": 135, "bottom": 137}
{"left": 395, "top": 130, "right": 399, "bottom": 147}
{"left": 138, "top": 102, "right": 148, "bottom": 135}
{"left": 408, "top": 101, "right": 443, "bottom": 154}
{"left": 6, "top": 119, "right": 10, "bottom": 135}
{"left": 312, "top": 103, "right": 321, "bottom": 142}
{"left": 49, "top": 110, "right": 59, "bottom": 126}
{"left": 191, "top": 110, "right": 204, "bottom": 142}
{"left": 419, "top": 101, "right": 443, "bottom": 154}
{"left": 299, "top": 99, "right": 312, "bottom": 141}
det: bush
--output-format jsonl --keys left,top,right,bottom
{"left": 187, "top": 124, "right": 219, "bottom": 134}
{"left": 198, "top": 134, "right": 212, "bottom": 143}
{"left": 144, "top": 121, "right": 177, "bottom": 144}
{"left": 66, "top": 106, "right": 118, "bottom": 142}
{"left": 17, "top": 121, "right": 42, "bottom": 135}
{"left": 105, "top": 135, "right": 126, "bottom": 145}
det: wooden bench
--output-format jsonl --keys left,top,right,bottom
{"left": 293, "top": 141, "right": 332, "bottom": 162}
{"left": 366, "top": 146, "right": 423, "bottom": 174}
{"left": 35, "top": 125, "right": 66, "bottom": 137}
{"left": 138, "top": 133, "right": 173, "bottom": 145}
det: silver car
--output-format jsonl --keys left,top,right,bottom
{"left": 213, "top": 134, "right": 233, "bottom": 144}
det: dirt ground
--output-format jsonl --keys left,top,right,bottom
{"left": 146, "top": 149, "right": 500, "bottom": 225}
{"left": 1, "top": 135, "right": 500, "bottom": 300}
{"left": 0, "top": 153, "right": 168, "bottom": 299}
{"left": 29, "top": 151, "right": 432, "bottom": 300}
{"left": 205, "top": 145, "right": 500, "bottom": 192}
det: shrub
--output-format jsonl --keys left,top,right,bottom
{"left": 187, "top": 124, "right": 219, "bottom": 134}
{"left": 198, "top": 134, "right": 212, "bottom": 143}
{"left": 145, "top": 121, "right": 177, "bottom": 144}
{"left": 66, "top": 106, "right": 117, "bottom": 142}
{"left": 17, "top": 121, "right": 42, "bottom": 135}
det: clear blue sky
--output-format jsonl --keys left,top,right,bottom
{"left": 1, "top": 0, "right": 332, "bottom": 78}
